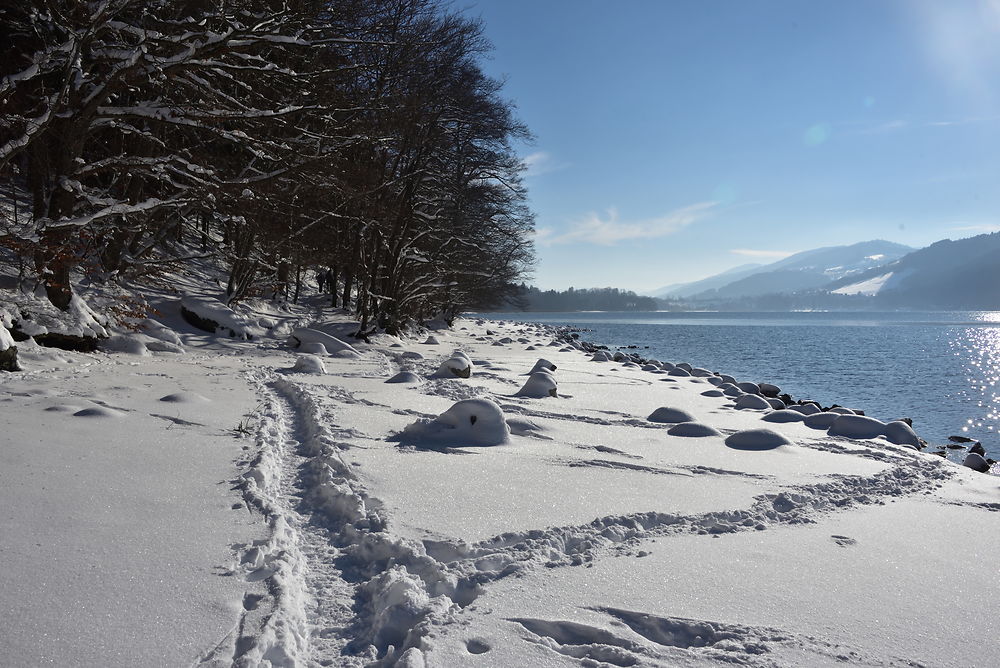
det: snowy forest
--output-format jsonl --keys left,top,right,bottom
{"left": 0, "top": 0, "right": 535, "bottom": 335}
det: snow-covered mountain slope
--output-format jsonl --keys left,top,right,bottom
{"left": 652, "top": 262, "right": 763, "bottom": 298}
{"left": 688, "top": 240, "right": 914, "bottom": 300}
{"left": 3, "top": 302, "right": 999, "bottom": 667}
{"left": 824, "top": 232, "right": 1000, "bottom": 308}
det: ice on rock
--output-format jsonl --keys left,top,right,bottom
{"left": 725, "top": 429, "right": 792, "bottom": 451}
{"left": 734, "top": 394, "right": 771, "bottom": 410}
{"left": 827, "top": 414, "right": 886, "bottom": 440}
{"left": 667, "top": 422, "right": 722, "bottom": 437}
{"left": 515, "top": 371, "right": 558, "bottom": 398}
{"left": 647, "top": 407, "right": 695, "bottom": 423}
{"left": 431, "top": 356, "right": 473, "bottom": 379}
{"left": 395, "top": 399, "right": 510, "bottom": 447}
{"left": 290, "top": 328, "right": 359, "bottom": 355}
{"left": 291, "top": 354, "right": 326, "bottom": 374}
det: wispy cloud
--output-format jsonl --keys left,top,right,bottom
{"left": 520, "top": 151, "right": 570, "bottom": 177}
{"left": 846, "top": 114, "right": 1000, "bottom": 136}
{"left": 949, "top": 223, "right": 1000, "bottom": 233}
{"left": 729, "top": 248, "right": 797, "bottom": 259}
{"left": 537, "top": 202, "right": 717, "bottom": 246}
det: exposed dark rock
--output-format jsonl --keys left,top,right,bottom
{"left": 30, "top": 332, "right": 98, "bottom": 352}
{"left": 969, "top": 442, "right": 986, "bottom": 456}
{"left": 894, "top": 417, "right": 913, "bottom": 427}
{"left": 948, "top": 435, "right": 975, "bottom": 443}
{"left": 0, "top": 346, "right": 20, "bottom": 372}
{"left": 181, "top": 303, "right": 220, "bottom": 334}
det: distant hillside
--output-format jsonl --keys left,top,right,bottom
{"left": 653, "top": 263, "right": 762, "bottom": 298}
{"left": 672, "top": 240, "right": 914, "bottom": 302}
{"left": 514, "top": 286, "right": 661, "bottom": 312}
{"left": 827, "top": 232, "right": 1000, "bottom": 309}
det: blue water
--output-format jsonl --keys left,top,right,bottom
{"left": 476, "top": 311, "right": 1000, "bottom": 458}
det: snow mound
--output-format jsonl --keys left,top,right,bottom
{"left": 762, "top": 409, "right": 806, "bottom": 423}
{"left": 289, "top": 328, "right": 359, "bottom": 355}
{"left": 100, "top": 334, "right": 150, "bottom": 356}
{"left": 515, "top": 371, "right": 558, "bottom": 398}
{"left": 300, "top": 341, "right": 329, "bottom": 355}
{"left": 386, "top": 371, "right": 423, "bottom": 384}
{"left": 736, "top": 382, "right": 761, "bottom": 395}
{"left": 725, "top": 429, "right": 791, "bottom": 451}
{"left": 667, "top": 422, "right": 722, "bottom": 437}
{"left": 787, "top": 403, "right": 822, "bottom": 416}
{"left": 333, "top": 349, "right": 362, "bottom": 359}
{"left": 422, "top": 336, "right": 440, "bottom": 345}
{"left": 591, "top": 351, "right": 611, "bottom": 362}
{"left": 647, "top": 407, "right": 695, "bottom": 423}
{"left": 73, "top": 406, "right": 123, "bottom": 418}
{"left": 159, "top": 392, "right": 210, "bottom": 403}
{"left": 667, "top": 368, "right": 692, "bottom": 377}
{"left": 828, "top": 414, "right": 886, "bottom": 440}
{"left": 701, "top": 389, "right": 725, "bottom": 397}
{"left": 180, "top": 296, "right": 260, "bottom": 340}
{"left": 291, "top": 355, "right": 326, "bottom": 374}
{"left": 140, "top": 319, "right": 182, "bottom": 346}
{"left": 431, "top": 356, "right": 473, "bottom": 379}
{"left": 395, "top": 399, "right": 510, "bottom": 447}
{"left": 803, "top": 412, "right": 841, "bottom": 429}
{"left": 734, "top": 394, "right": 771, "bottom": 410}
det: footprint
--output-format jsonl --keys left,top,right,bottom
{"left": 831, "top": 535, "right": 858, "bottom": 547}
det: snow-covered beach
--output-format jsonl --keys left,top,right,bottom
{"left": 3, "top": 307, "right": 998, "bottom": 667}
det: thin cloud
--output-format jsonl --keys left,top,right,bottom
{"left": 949, "top": 223, "right": 1000, "bottom": 233}
{"left": 539, "top": 202, "right": 717, "bottom": 246}
{"left": 730, "top": 248, "right": 797, "bottom": 259}
{"left": 520, "top": 151, "right": 570, "bottom": 177}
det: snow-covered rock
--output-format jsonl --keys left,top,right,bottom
{"left": 667, "top": 422, "right": 722, "bottom": 437}
{"left": 803, "top": 412, "right": 841, "bottom": 429}
{"left": 734, "top": 394, "right": 771, "bottom": 410}
{"left": 828, "top": 414, "right": 886, "bottom": 440}
{"left": 386, "top": 371, "right": 422, "bottom": 384}
{"left": 180, "top": 296, "right": 259, "bottom": 340}
{"left": 289, "top": 328, "right": 359, "bottom": 355}
{"left": 422, "top": 335, "right": 440, "bottom": 345}
{"left": 396, "top": 399, "right": 510, "bottom": 446}
{"left": 431, "top": 356, "right": 473, "bottom": 379}
{"left": 515, "top": 371, "right": 558, "bottom": 398}
{"left": 762, "top": 409, "right": 806, "bottom": 423}
{"left": 725, "top": 429, "right": 792, "bottom": 450}
{"left": 291, "top": 354, "right": 326, "bottom": 374}
{"left": 300, "top": 341, "right": 329, "bottom": 355}
{"left": 884, "top": 420, "right": 921, "bottom": 448}
{"left": 963, "top": 452, "right": 991, "bottom": 473}
{"left": 648, "top": 407, "right": 695, "bottom": 423}
{"left": 787, "top": 403, "right": 822, "bottom": 416}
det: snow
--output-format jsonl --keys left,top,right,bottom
{"left": 515, "top": 371, "right": 559, "bottom": 398}
{"left": 2, "top": 310, "right": 999, "bottom": 667}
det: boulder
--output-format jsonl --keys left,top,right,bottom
{"left": 963, "top": 452, "right": 991, "bottom": 473}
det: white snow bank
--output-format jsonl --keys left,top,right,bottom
{"left": 395, "top": 399, "right": 510, "bottom": 447}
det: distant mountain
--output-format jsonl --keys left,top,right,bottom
{"left": 686, "top": 240, "right": 914, "bottom": 301}
{"left": 826, "top": 232, "right": 1000, "bottom": 309}
{"left": 652, "top": 263, "right": 763, "bottom": 298}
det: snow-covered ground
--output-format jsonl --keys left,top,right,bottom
{"left": 2, "top": 303, "right": 999, "bottom": 667}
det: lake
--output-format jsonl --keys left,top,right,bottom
{"left": 474, "top": 311, "right": 1000, "bottom": 459}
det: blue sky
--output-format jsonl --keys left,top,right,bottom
{"left": 468, "top": 0, "right": 1000, "bottom": 293}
